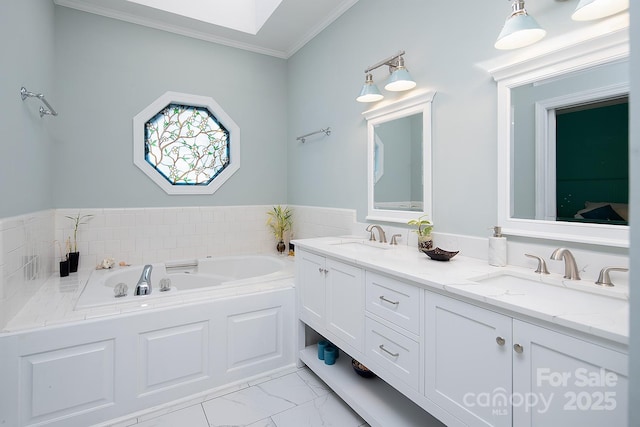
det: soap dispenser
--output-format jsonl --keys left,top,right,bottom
{"left": 488, "top": 226, "right": 507, "bottom": 267}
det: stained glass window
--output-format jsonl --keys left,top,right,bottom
{"left": 145, "top": 104, "right": 230, "bottom": 185}
{"left": 133, "top": 92, "right": 240, "bottom": 195}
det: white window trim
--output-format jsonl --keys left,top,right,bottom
{"left": 133, "top": 91, "right": 240, "bottom": 195}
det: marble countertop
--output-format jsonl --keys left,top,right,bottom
{"left": 292, "top": 236, "right": 629, "bottom": 346}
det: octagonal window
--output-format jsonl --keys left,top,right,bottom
{"left": 133, "top": 92, "right": 240, "bottom": 195}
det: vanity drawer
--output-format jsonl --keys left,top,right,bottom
{"left": 365, "top": 272, "right": 420, "bottom": 335}
{"left": 365, "top": 317, "right": 420, "bottom": 391}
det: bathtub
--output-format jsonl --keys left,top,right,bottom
{"left": 75, "top": 254, "right": 293, "bottom": 309}
{"left": 1, "top": 254, "right": 296, "bottom": 427}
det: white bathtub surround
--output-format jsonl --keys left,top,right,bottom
{"left": 0, "top": 280, "right": 296, "bottom": 426}
{"left": 0, "top": 210, "right": 54, "bottom": 329}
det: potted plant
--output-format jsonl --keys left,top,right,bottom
{"left": 66, "top": 211, "right": 93, "bottom": 272}
{"left": 266, "top": 205, "right": 293, "bottom": 254}
{"left": 408, "top": 214, "right": 434, "bottom": 251}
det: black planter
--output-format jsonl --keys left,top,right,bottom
{"left": 276, "top": 240, "right": 286, "bottom": 254}
{"left": 68, "top": 252, "right": 80, "bottom": 273}
{"left": 59, "top": 259, "right": 70, "bottom": 277}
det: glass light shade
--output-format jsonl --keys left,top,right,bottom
{"left": 357, "top": 74, "right": 384, "bottom": 103}
{"left": 571, "top": 0, "right": 628, "bottom": 21}
{"left": 384, "top": 67, "right": 416, "bottom": 92}
{"left": 495, "top": 13, "right": 546, "bottom": 50}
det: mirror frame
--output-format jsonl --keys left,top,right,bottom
{"left": 482, "top": 21, "right": 629, "bottom": 247}
{"left": 363, "top": 91, "right": 436, "bottom": 224}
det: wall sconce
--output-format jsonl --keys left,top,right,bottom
{"left": 356, "top": 51, "right": 416, "bottom": 103}
{"left": 495, "top": 0, "right": 546, "bottom": 50}
{"left": 571, "top": 0, "right": 629, "bottom": 21}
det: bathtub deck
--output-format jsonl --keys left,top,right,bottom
{"left": 2, "top": 257, "right": 295, "bottom": 333}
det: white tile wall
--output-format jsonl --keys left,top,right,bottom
{"left": 0, "top": 210, "right": 54, "bottom": 329}
{"left": 52, "top": 206, "right": 356, "bottom": 272}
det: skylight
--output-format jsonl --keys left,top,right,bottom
{"left": 126, "top": 0, "right": 283, "bottom": 34}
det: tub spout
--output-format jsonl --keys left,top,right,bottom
{"left": 134, "top": 264, "right": 153, "bottom": 295}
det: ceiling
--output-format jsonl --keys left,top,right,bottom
{"left": 54, "top": 0, "right": 360, "bottom": 58}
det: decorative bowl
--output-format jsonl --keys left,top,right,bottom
{"left": 421, "top": 247, "right": 459, "bottom": 261}
{"left": 352, "top": 358, "right": 376, "bottom": 378}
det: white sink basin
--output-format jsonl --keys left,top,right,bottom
{"left": 465, "top": 271, "right": 627, "bottom": 312}
{"left": 328, "top": 240, "right": 392, "bottom": 251}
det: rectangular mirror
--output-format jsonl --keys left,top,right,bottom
{"left": 363, "top": 91, "right": 435, "bottom": 223}
{"left": 487, "top": 27, "right": 629, "bottom": 247}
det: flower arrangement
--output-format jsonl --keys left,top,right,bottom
{"left": 407, "top": 214, "right": 433, "bottom": 236}
{"left": 66, "top": 212, "right": 94, "bottom": 253}
{"left": 266, "top": 205, "right": 293, "bottom": 243}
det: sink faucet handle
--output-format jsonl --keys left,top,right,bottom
{"left": 365, "top": 224, "right": 376, "bottom": 241}
{"left": 390, "top": 234, "right": 402, "bottom": 245}
{"left": 525, "top": 254, "right": 550, "bottom": 274}
{"left": 595, "top": 267, "right": 629, "bottom": 287}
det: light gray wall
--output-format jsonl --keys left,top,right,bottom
{"left": 0, "top": 0, "right": 56, "bottom": 218}
{"left": 628, "top": 1, "right": 639, "bottom": 423}
{"left": 286, "top": 0, "right": 588, "bottom": 236}
{"left": 50, "top": 7, "right": 288, "bottom": 208}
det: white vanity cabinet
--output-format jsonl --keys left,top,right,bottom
{"left": 425, "top": 292, "right": 513, "bottom": 427}
{"left": 296, "top": 249, "right": 365, "bottom": 351}
{"left": 511, "top": 319, "right": 628, "bottom": 427}
{"left": 295, "top": 242, "right": 628, "bottom": 427}
{"left": 425, "top": 292, "right": 628, "bottom": 427}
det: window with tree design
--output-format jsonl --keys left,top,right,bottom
{"left": 134, "top": 92, "right": 240, "bottom": 195}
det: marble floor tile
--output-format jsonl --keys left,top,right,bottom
{"left": 255, "top": 372, "right": 318, "bottom": 406}
{"left": 135, "top": 405, "right": 208, "bottom": 427}
{"left": 245, "top": 418, "right": 277, "bottom": 427}
{"left": 271, "top": 393, "right": 365, "bottom": 427}
{"left": 296, "top": 367, "right": 331, "bottom": 397}
{"left": 202, "top": 384, "right": 296, "bottom": 426}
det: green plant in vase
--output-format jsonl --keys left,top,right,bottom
{"left": 266, "top": 205, "right": 293, "bottom": 254}
{"left": 408, "top": 214, "right": 434, "bottom": 251}
{"left": 65, "top": 211, "right": 94, "bottom": 272}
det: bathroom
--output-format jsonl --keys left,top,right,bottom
{"left": 0, "top": 0, "right": 638, "bottom": 426}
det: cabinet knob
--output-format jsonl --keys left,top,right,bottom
{"left": 318, "top": 268, "right": 328, "bottom": 274}
{"left": 513, "top": 343, "right": 524, "bottom": 354}
{"left": 496, "top": 336, "right": 505, "bottom": 346}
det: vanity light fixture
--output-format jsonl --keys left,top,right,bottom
{"left": 495, "top": 0, "right": 546, "bottom": 50}
{"left": 356, "top": 51, "right": 416, "bottom": 103}
{"left": 571, "top": 0, "right": 629, "bottom": 21}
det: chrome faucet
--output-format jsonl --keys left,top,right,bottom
{"left": 550, "top": 248, "right": 580, "bottom": 280}
{"left": 134, "top": 264, "right": 153, "bottom": 295}
{"left": 366, "top": 224, "right": 387, "bottom": 243}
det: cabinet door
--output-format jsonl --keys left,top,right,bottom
{"left": 325, "top": 258, "right": 364, "bottom": 351}
{"left": 425, "top": 293, "right": 512, "bottom": 427}
{"left": 512, "top": 320, "right": 628, "bottom": 427}
{"left": 296, "top": 250, "right": 327, "bottom": 330}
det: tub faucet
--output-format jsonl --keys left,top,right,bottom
{"left": 550, "top": 248, "right": 580, "bottom": 280}
{"left": 134, "top": 264, "right": 153, "bottom": 295}
{"left": 366, "top": 224, "right": 387, "bottom": 243}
